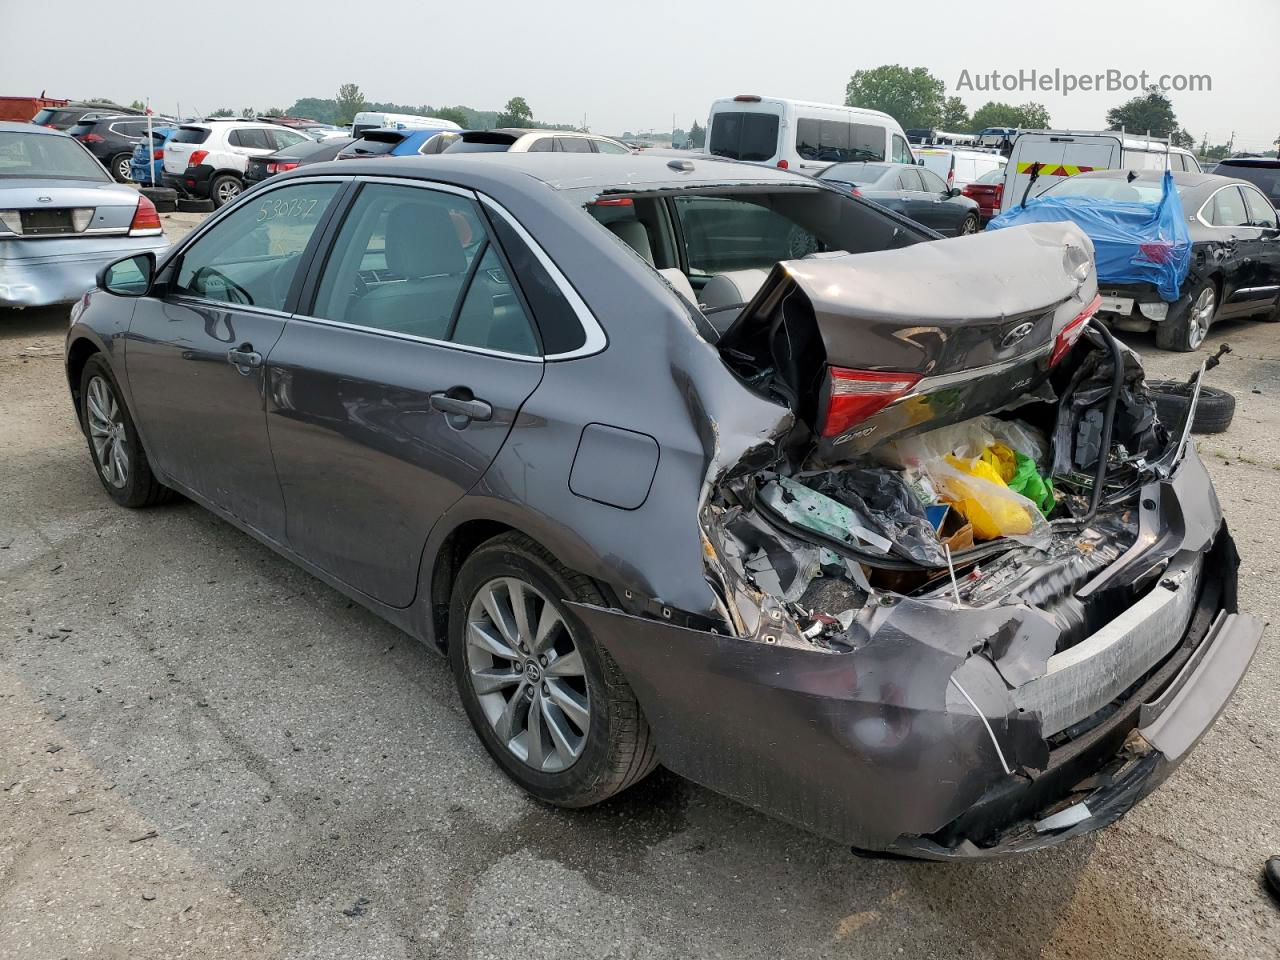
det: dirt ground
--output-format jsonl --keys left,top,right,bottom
{"left": 1, "top": 214, "right": 1278, "bottom": 958}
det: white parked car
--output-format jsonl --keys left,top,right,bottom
{"left": 350, "top": 112, "right": 462, "bottom": 138}
{"left": 161, "top": 120, "right": 312, "bottom": 207}
{"left": 442, "top": 129, "right": 633, "bottom": 154}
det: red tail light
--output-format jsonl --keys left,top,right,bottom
{"left": 819, "top": 368, "right": 921, "bottom": 437}
{"left": 128, "top": 194, "right": 162, "bottom": 236}
{"left": 776, "top": 159, "right": 789, "bottom": 169}
{"left": 152, "top": 148, "right": 163, "bottom": 160}
{"left": 1050, "top": 295, "right": 1102, "bottom": 367}
{"left": 265, "top": 161, "right": 300, "bottom": 175}
{"left": 994, "top": 183, "right": 1004, "bottom": 207}
{"left": 188, "top": 149, "right": 208, "bottom": 167}
{"left": 1138, "top": 241, "right": 1174, "bottom": 264}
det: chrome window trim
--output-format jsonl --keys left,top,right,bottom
{"left": 477, "top": 193, "right": 607, "bottom": 360}
{"left": 286, "top": 312, "right": 544, "bottom": 363}
{"left": 166, "top": 294, "right": 294, "bottom": 320}
{"left": 1195, "top": 184, "right": 1250, "bottom": 229}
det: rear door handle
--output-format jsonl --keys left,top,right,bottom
{"left": 227, "top": 344, "right": 262, "bottom": 372}
{"left": 430, "top": 392, "right": 493, "bottom": 422}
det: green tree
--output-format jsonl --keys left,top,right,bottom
{"left": 969, "top": 101, "right": 1026, "bottom": 132}
{"left": 940, "top": 96, "right": 969, "bottom": 131}
{"left": 240, "top": 107, "right": 256, "bottom": 119}
{"left": 1018, "top": 102, "right": 1051, "bottom": 129}
{"left": 335, "top": 83, "right": 367, "bottom": 125}
{"left": 208, "top": 107, "right": 234, "bottom": 118}
{"left": 264, "top": 106, "right": 285, "bottom": 117}
{"left": 1170, "top": 128, "right": 1195, "bottom": 150}
{"left": 496, "top": 96, "right": 533, "bottom": 127}
{"left": 844, "top": 65, "right": 944, "bottom": 130}
{"left": 1105, "top": 87, "right": 1180, "bottom": 138}
{"left": 689, "top": 119, "right": 705, "bottom": 149}
{"left": 433, "top": 106, "right": 468, "bottom": 127}
{"left": 286, "top": 98, "right": 339, "bottom": 124}
{"left": 129, "top": 100, "right": 146, "bottom": 112}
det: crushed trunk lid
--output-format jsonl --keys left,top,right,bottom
{"left": 716, "top": 221, "right": 1098, "bottom": 464}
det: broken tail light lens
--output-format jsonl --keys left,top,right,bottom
{"left": 128, "top": 194, "right": 162, "bottom": 236}
{"left": 819, "top": 368, "right": 921, "bottom": 437}
{"left": 1049, "top": 294, "right": 1102, "bottom": 368}
{"left": 188, "top": 149, "right": 208, "bottom": 167}
{"left": 1138, "top": 241, "right": 1174, "bottom": 264}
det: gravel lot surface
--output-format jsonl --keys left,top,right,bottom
{"left": 1, "top": 213, "right": 1277, "bottom": 958}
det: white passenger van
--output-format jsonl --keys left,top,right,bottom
{"left": 999, "top": 130, "right": 1202, "bottom": 212}
{"left": 916, "top": 148, "right": 1006, "bottom": 192}
{"left": 706, "top": 95, "right": 914, "bottom": 173}
{"left": 350, "top": 111, "right": 463, "bottom": 138}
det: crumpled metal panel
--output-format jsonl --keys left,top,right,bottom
{"left": 0, "top": 236, "right": 168, "bottom": 307}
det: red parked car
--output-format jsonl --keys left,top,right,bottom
{"left": 963, "top": 167, "right": 1005, "bottom": 224}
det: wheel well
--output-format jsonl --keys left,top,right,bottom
{"left": 66, "top": 338, "right": 100, "bottom": 420}
{"left": 429, "top": 520, "right": 517, "bottom": 647}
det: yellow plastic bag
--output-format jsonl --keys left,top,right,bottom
{"left": 979, "top": 442, "right": 1017, "bottom": 484}
{"left": 930, "top": 454, "right": 1047, "bottom": 543}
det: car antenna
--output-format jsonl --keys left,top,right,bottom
{"left": 1020, "top": 161, "right": 1042, "bottom": 208}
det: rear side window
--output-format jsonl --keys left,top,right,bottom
{"left": 311, "top": 183, "right": 541, "bottom": 356}
{"left": 172, "top": 182, "right": 340, "bottom": 310}
{"left": 171, "top": 127, "right": 211, "bottom": 144}
{"left": 796, "top": 120, "right": 886, "bottom": 163}
{"left": 709, "top": 112, "right": 780, "bottom": 162}
{"left": 556, "top": 137, "right": 593, "bottom": 153}
{"left": 486, "top": 210, "right": 586, "bottom": 355}
{"left": 1207, "top": 186, "right": 1250, "bottom": 227}
{"left": 229, "top": 128, "right": 272, "bottom": 149}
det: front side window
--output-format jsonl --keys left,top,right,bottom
{"left": 1243, "top": 187, "right": 1278, "bottom": 228}
{"left": 595, "top": 139, "right": 630, "bottom": 155}
{"left": 891, "top": 135, "right": 913, "bottom": 165}
{"left": 1207, "top": 186, "right": 1250, "bottom": 227}
{"left": 708, "top": 112, "right": 780, "bottom": 162}
{"left": 172, "top": 181, "right": 339, "bottom": 310}
{"left": 310, "top": 183, "right": 540, "bottom": 355}
{"left": 0, "top": 131, "right": 108, "bottom": 180}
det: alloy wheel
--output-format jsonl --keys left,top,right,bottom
{"left": 1189, "top": 286, "right": 1215, "bottom": 349}
{"left": 86, "top": 375, "right": 129, "bottom": 488}
{"left": 465, "top": 577, "right": 590, "bottom": 773}
{"left": 961, "top": 215, "right": 978, "bottom": 235}
{"left": 216, "top": 180, "right": 241, "bottom": 204}
{"left": 115, "top": 156, "right": 131, "bottom": 181}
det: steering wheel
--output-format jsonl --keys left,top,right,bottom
{"left": 190, "top": 265, "right": 253, "bottom": 306}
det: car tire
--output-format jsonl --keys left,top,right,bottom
{"left": 209, "top": 174, "right": 243, "bottom": 208}
{"left": 109, "top": 153, "right": 133, "bottom": 183}
{"left": 177, "top": 197, "right": 215, "bottom": 213}
{"left": 1148, "top": 380, "right": 1236, "bottom": 434}
{"left": 1156, "top": 280, "right": 1216, "bottom": 352}
{"left": 79, "top": 355, "right": 174, "bottom": 508}
{"left": 960, "top": 213, "right": 978, "bottom": 235}
{"left": 449, "top": 532, "right": 658, "bottom": 808}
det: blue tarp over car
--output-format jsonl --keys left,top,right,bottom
{"left": 988, "top": 170, "right": 1191, "bottom": 301}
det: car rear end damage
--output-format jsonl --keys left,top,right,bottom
{"left": 572, "top": 220, "right": 1261, "bottom": 856}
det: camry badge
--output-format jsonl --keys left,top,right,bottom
{"left": 1001, "top": 322, "right": 1035, "bottom": 348}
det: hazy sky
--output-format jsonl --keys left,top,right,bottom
{"left": 2, "top": 0, "right": 1276, "bottom": 151}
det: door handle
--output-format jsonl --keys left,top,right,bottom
{"left": 227, "top": 343, "right": 263, "bottom": 372}
{"left": 430, "top": 391, "right": 493, "bottom": 422}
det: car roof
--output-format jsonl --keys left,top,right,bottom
{"left": 291, "top": 152, "right": 819, "bottom": 193}
{"left": 1073, "top": 169, "right": 1226, "bottom": 189}
{"left": 1217, "top": 157, "right": 1280, "bottom": 167}
{"left": 0, "top": 120, "right": 68, "bottom": 137}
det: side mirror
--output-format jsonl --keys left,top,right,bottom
{"left": 97, "top": 251, "right": 155, "bottom": 297}
{"left": 946, "top": 186, "right": 962, "bottom": 198}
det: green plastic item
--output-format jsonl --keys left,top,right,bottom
{"left": 1007, "top": 452, "right": 1055, "bottom": 515}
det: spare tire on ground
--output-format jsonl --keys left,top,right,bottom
{"left": 176, "top": 197, "right": 215, "bottom": 213}
{"left": 140, "top": 186, "right": 178, "bottom": 213}
{"left": 1147, "top": 380, "right": 1236, "bottom": 434}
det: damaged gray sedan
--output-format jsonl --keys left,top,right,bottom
{"left": 65, "top": 153, "right": 1262, "bottom": 858}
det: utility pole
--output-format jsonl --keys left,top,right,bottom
{"left": 1227, "top": 130, "right": 1235, "bottom": 156}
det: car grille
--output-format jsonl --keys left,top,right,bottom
{"left": 1012, "top": 553, "right": 1203, "bottom": 736}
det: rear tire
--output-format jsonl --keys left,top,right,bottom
{"left": 109, "top": 153, "right": 133, "bottom": 183}
{"left": 1156, "top": 280, "right": 1216, "bottom": 352}
{"left": 1148, "top": 381, "right": 1236, "bottom": 434}
{"left": 209, "top": 174, "right": 243, "bottom": 208}
{"left": 449, "top": 533, "right": 657, "bottom": 807}
{"left": 960, "top": 213, "right": 978, "bottom": 235}
{"left": 79, "top": 355, "right": 174, "bottom": 507}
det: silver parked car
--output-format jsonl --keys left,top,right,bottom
{"left": 0, "top": 121, "right": 169, "bottom": 309}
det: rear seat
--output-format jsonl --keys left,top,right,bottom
{"left": 698, "top": 269, "right": 771, "bottom": 330}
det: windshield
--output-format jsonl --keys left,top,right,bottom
{"left": 0, "top": 131, "right": 108, "bottom": 180}
{"left": 1219, "top": 163, "right": 1280, "bottom": 204}
{"left": 819, "top": 162, "right": 892, "bottom": 186}
{"left": 1043, "top": 176, "right": 1172, "bottom": 204}
{"left": 975, "top": 168, "right": 1004, "bottom": 184}
{"left": 708, "top": 112, "right": 780, "bottom": 162}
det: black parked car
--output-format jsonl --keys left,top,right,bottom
{"left": 69, "top": 114, "right": 175, "bottom": 182}
{"left": 1211, "top": 157, "right": 1280, "bottom": 210}
{"left": 1038, "top": 170, "right": 1280, "bottom": 350}
{"left": 67, "top": 154, "right": 1259, "bottom": 858}
{"left": 32, "top": 101, "right": 145, "bottom": 131}
{"left": 816, "top": 161, "right": 981, "bottom": 236}
{"left": 244, "top": 136, "right": 355, "bottom": 186}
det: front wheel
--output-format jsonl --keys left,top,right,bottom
{"left": 79, "top": 355, "right": 173, "bottom": 507}
{"left": 1157, "top": 281, "right": 1217, "bottom": 352}
{"left": 959, "top": 213, "right": 979, "bottom": 235}
{"left": 209, "top": 174, "right": 243, "bottom": 208}
{"left": 449, "top": 533, "right": 657, "bottom": 807}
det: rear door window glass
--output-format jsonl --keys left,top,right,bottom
{"left": 311, "top": 183, "right": 540, "bottom": 355}
{"left": 172, "top": 182, "right": 339, "bottom": 310}
{"left": 555, "top": 137, "right": 593, "bottom": 153}
{"left": 897, "top": 168, "right": 924, "bottom": 191}
{"left": 709, "top": 112, "right": 780, "bottom": 162}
